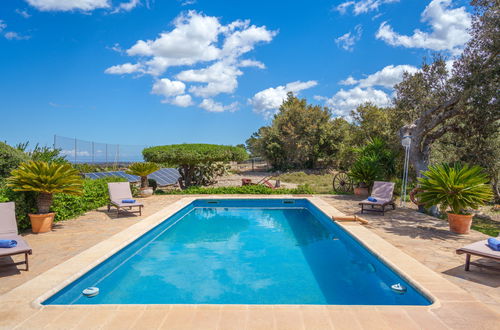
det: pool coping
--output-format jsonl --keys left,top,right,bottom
{"left": 1, "top": 195, "right": 499, "bottom": 329}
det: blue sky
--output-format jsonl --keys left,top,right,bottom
{"left": 0, "top": 0, "right": 472, "bottom": 148}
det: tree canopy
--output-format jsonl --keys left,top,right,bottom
{"left": 143, "top": 144, "right": 248, "bottom": 187}
{"left": 246, "top": 93, "right": 343, "bottom": 170}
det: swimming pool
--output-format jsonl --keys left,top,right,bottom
{"left": 43, "top": 199, "right": 431, "bottom": 305}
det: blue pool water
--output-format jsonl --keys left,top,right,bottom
{"left": 43, "top": 199, "right": 431, "bottom": 305}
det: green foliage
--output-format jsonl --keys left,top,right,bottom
{"left": 7, "top": 161, "right": 83, "bottom": 195}
{"left": 246, "top": 93, "right": 343, "bottom": 170}
{"left": 143, "top": 144, "right": 248, "bottom": 165}
{"left": 16, "top": 142, "right": 67, "bottom": 163}
{"left": 348, "top": 156, "right": 383, "bottom": 187}
{"left": 471, "top": 216, "right": 500, "bottom": 237}
{"left": 126, "top": 162, "right": 160, "bottom": 188}
{"left": 0, "top": 180, "right": 37, "bottom": 230}
{"left": 156, "top": 184, "right": 314, "bottom": 195}
{"left": 348, "top": 138, "right": 395, "bottom": 187}
{"left": 7, "top": 161, "right": 83, "bottom": 213}
{"left": 354, "top": 138, "right": 396, "bottom": 179}
{"left": 417, "top": 163, "right": 493, "bottom": 215}
{"left": 51, "top": 177, "right": 129, "bottom": 222}
{"left": 0, "top": 141, "right": 29, "bottom": 178}
{"left": 143, "top": 144, "right": 247, "bottom": 187}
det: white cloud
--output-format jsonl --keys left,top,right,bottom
{"left": 319, "top": 64, "right": 417, "bottom": 116}
{"left": 238, "top": 59, "right": 265, "bottom": 69}
{"left": 335, "top": 24, "right": 362, "bottom": 51}
{"left": 249, "top": 80, "right": 318, "bottom": 119}
{"left": 25, "top": 0, "right": 110, "bottom": 11}
{"left": 325, "top": 87, "right": 392, "bottom": 116}
{"left": 15, "top": 9, "right": 32, "bottom": 18}
{"left": 177, "top": 61, "right": 242, "bottom": 97}
{"left": 107, "top": 11, "right": 277, "bottom": 110}
{"left": 199, "top": 99, "right": 239, "bottom": 112}
{"left": 336, "top": 0, "right": 399, "bottom": 15}
{"left": 0, "top": 20, "right": 6, "bottom": 32}
{"left": 152, "top": 78, "right": 186, "bottom": 97}
{"left": 112, "top": 0, "right": 141, "bottom": 13}
{"left": 376, "top": 0, "right": 471, "bottom": 54}
{"left": 345, "top": 64, "right": 418, "bottom": 88}
{"left": 4, "top": 31, "right": 31, "bottom": 40}
{"left": 171, "top": 94, "right": 193, "bottom": 107}
{"left": 104, "top": 62, "right": 143, "bottom": 74}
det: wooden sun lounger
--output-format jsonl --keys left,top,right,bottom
{"left": 359, "top": 181, "right": 396, "bottom": 215}
{"left": 0, "top": 202, "right": 32, "bottom": 271}
{"left": 456, "top": 238, "right": 500, "bottom": 272}
{"left": 107, "top": 182, "right": 144, "bottom": 217}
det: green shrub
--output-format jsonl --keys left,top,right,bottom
{"left": 52, "top": 176, "right": 131, "bottom": 222}
{"left": 0, "top": 142, "right": 29, "bottom": 178}
{"left": 156, "top": 184, "right": 314, "bottom": 195}
{"left": 143, "top": 144, "right": 248, "bottom": 187}
{"left": 0, "top": 180, "right": 37, "bottom": 230}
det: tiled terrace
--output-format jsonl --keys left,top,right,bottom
{"left": 0, "top": 195, "right": 499, "bottom": 329}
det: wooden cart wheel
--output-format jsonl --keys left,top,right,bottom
{"left": 409, "top": 187, "right": 426, "bottom": 206}
{"left": 332, "top": 172, "right": 353, "bottom": 193}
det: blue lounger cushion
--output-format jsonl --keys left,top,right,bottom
{"left": 122, "top": 199, "right": 136, "bottom": 203}
{"left": 367, "top": 197, "right": 377, "bottom": 202}
{"left": 0, "top": 240, "right": 17, "bottom": 248}
{"left": 487, "top": 238, "right": 500, "bottom": 251}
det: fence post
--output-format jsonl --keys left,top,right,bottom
{"left": 92, "top": 142, "right": 94, "bottom": 163}
{"left": 117, "top": 144, "right": 120, "bottom": 168}
{"left": 53, "top": 135, "right": 56, "bottom": 150}
{"left": 74, "top": 138, "right": 77, "bottom": 163}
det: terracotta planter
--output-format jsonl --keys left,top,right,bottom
{"left": 28, "top": 213, "right": 55, "bottom": 233}
{"left": 447, "top": 213, "right": 473, "bottom": 234}
{"left": 139, "top": 188, "right": 154, "bottom": 197}
{"left": 354, "top": 187, "right": 369, "bottom": 196}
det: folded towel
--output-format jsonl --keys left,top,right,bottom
{"left": 0, "top": 240, "right": 17, "bottom": 248}
{"left": 487, "top": 238, "right": 500, "bottom": 251}
{"left": 122, "top": 199, "right": 136, "bottom": 203}
{"left": 367, "top": 197, "right": 377, "bottom": 202}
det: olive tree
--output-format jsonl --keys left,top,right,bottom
{"left": 143, "top": 144, "right": 248, "bottom": 188}
{"left": 394, "top": 0, "right": 499, "bottom": 184}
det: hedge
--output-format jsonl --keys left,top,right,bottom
{"left": 155, "top": 184, "right": 314, "bottom": 195}
{"left": 1, "top": 176, "right": 135, "bottom": 230}
{"left": 0, "top": 142, "right": 29, "bottom": 178}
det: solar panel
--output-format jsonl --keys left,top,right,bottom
{"left": 149, "top": 168, "right": 181, "bottom": 186}
{"left": 83, "top": 168, "right": 180, "bottom": 186}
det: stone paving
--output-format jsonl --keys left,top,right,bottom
{"left": 0, "top": 194, "right": 499, "bottom": 329}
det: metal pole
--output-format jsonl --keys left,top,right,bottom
{"left": 92, "top": 142, "right": 95, "bottom": 163}
{"left": 401, "top": 145, "right": 410, "bottom": 207}
{"left": 117, "top": 144, "right": 120, "bottom": 168}
{"left": 105, "top": 144, "right": 108, "bottom": 164}
{"left": 74, "top": 138, "right": 77, "bottom": 164}
{"left": 53, "top": 135, "right": 56, "bottom": 150}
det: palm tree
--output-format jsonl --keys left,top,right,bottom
{"left": 7, "top": 161, "right": 83, "bottom": 214}
{"left": 126, "top": 162, "right": 160, "bottom": 189}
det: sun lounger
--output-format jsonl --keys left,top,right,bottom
{"left": 107, "top": 182, "right": 143, "bottom": 217}
{"left": 359, "top": 181, "right": 396, "bottom": 215}
{"left": 0, "top": 202, "right": 32, "bottom": 271}
{"left": 456, "top": 236, "right": 500, "bottom": 271}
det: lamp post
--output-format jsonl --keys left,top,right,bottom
{"left": 400, "top": 135, "right": 411, "bottom": 207}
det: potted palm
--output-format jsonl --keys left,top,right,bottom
{"left": 417, "top": 163, "right": 493, "bottom": 234}
{"left": 349, "top": 156, "right": 382, "bottom": 196}
{"left": 7, "top": 161, "right": 83, "bottom": 233}
{"left": 126, "top": 162, "right": 159, "bottom": 197}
